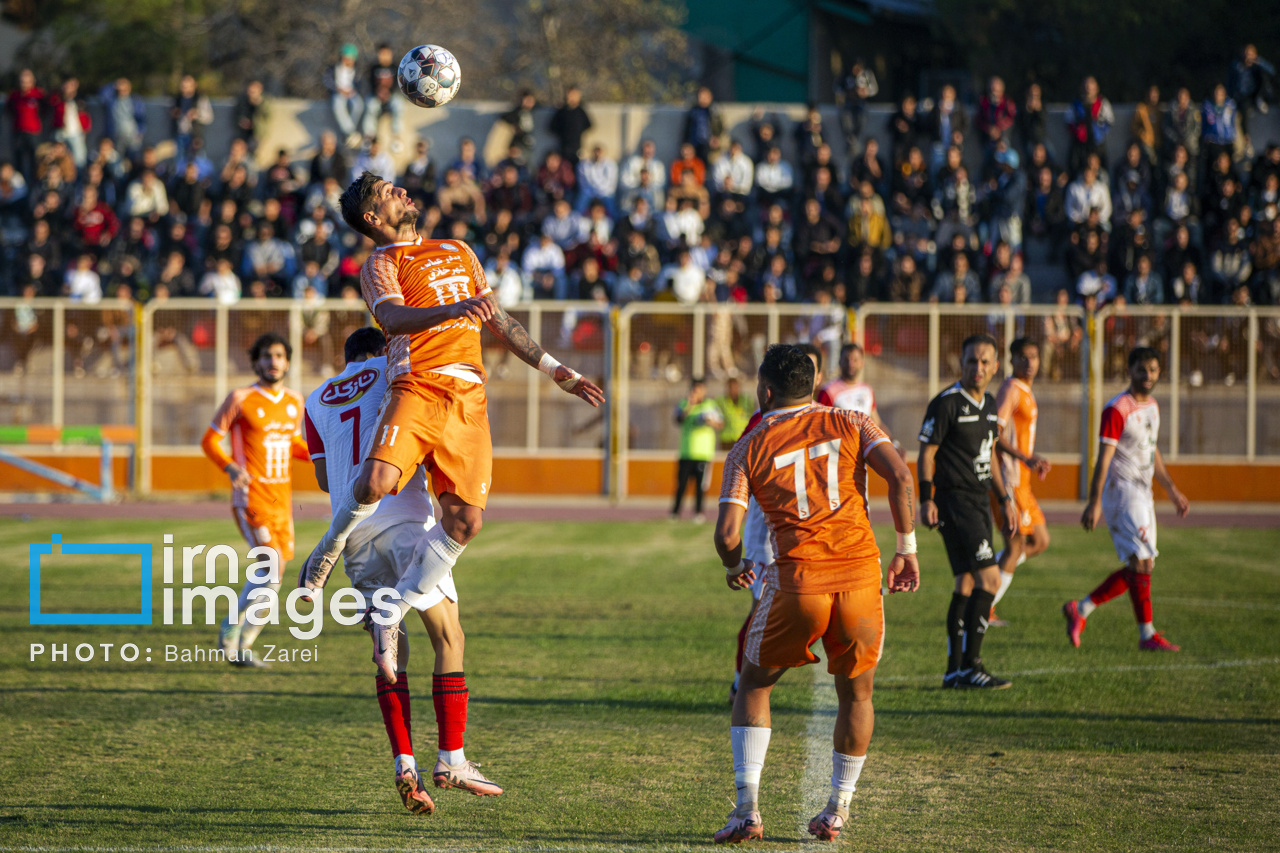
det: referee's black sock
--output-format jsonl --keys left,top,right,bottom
{"left": 946, "top": 593, "right": 968, "bottom": 674}
{"left": 961, "top": 588, "right": 997, "bottom": 669}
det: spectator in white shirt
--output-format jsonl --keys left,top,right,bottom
{"left": 522, "top": 233, "right": 567, "bottom": 299}
{"left": 352, "top": 140, "right": 395, "bottom": 184}
{"left": 1066, "top": 166, "right": 1112, "bottom": 227}
{"left": 576, "top": 144, "right": 619, "bottom": 216}
{"left": 64, "top": 254, "right": 102, "bottom": 303}
{"left": 328, "top": 43, "right": 363, "bottom": 147}
{"left": 200, "top": 257, "right": 242, "bottom": 305}
{"left": 755, "top": 145, "right": 794, "bottom": 209}
{"left": 619, "top": 139, "right": 666, "bottom": 207}
{"left": 663, "top": 248, "right": 705, "bottom": 305}
{"left": 126, "top": 168, "right": 169, "bottom": 221}
{"left": 485, "top": 248, "right": 526, "bottom": 307}
{"left": 712, "top": 140, "right": 754, "bottom": 200}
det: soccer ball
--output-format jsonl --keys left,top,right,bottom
{"left": 397, "top": 45, "right": 462, "bottom": 108}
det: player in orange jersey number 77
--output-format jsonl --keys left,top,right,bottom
{"left": 298, "top": 172, "right": 605, "bottom": 684}
{"left": 712, "top": 344, "right": 919, "bottom": 845}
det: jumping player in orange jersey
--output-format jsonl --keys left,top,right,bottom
{"left": 987, "top": 337, "right": 1053, "bottom": 626}
{"left": 200, "top": 332, "right": 311, "bottom": 666}
{"left": 299, "top": 172, "right": 605, "bottom": 682}
{"left": 713, "top": 344, "right": 919, "bottom": 845}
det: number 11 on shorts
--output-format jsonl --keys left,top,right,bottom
{"left": 380, "top": 424, "right": 400, "bottom": 447}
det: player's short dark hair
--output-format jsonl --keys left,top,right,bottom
{"left": 961, "top": 333, "right": 999, "bottom": 357}
{"left": 1128, "top": 346, "right": 1161, "bottom": 368}
{"left": 840, "top": 342, "right": 864, "bottom": 359}
{"left": 339, "top": 172, "right": 382, "bottom": 238}
{"left": 759, "top": 344, "right": 815, "bottom": 401}
{"left": 690, "top": 376, "right": 707, "bottom": 388}
{"left": 1010, "top": 337, "right": 1039, "bottom": 358}
{"left": 797, "top": 342, "right": 823, "bottom": 373}
{"left": 344, "top": 327, "right": 386, "bottom": 363}
{"left": 249, "top": 332, "right": 291, "bottom": 363}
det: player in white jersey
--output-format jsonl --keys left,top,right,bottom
{"left": 303, "top": 328, "right": 501, "bottom": 818}
{"left": 1064, "top": 347, "right": 1190, "bottom": 652}
{"left": 817, "top": 343, "right": 882, "bottom": 426}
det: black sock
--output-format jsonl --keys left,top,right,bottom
{"left": 962, "top": 588, "right": 997, "bottom": 669}
{"left": 947, "top": 593, "right": 968, "bottom": 673}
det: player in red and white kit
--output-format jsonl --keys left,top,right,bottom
{"left": 1064, "top": 347, "right": 1190, "bottom": 651}
{"left": 304, "top": 328, "right": 501, "bottom": 814}
{"left": 816, "top": 343, "right": 882, "bottom": 428}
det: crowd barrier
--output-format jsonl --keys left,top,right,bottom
{"left": 1, "top": 298, "right": 1277, "bottom": 501}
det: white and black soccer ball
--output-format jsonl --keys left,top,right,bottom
{"left": 397, "top": 44, "right": 461, "bottom": 108}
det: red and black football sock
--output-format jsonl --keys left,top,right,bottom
{"left": 1127, "top": 569, "right": 1153, "bottom": 625}
{"left": 375, "top": 672, "right": 413, "bottom": 758}
{"left": 1087, "top": 567, "right": 1131, "bottom": 606}
{"left": 433, "top": 671, "right": 468, "bottom": 755}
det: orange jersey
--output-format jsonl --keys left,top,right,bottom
{"left": 360, "top": 237, "right": 493, "bottom": 384}
{"left": 997, "top": 378, "right": 1037, "bottom": 490}
{"left": 721, "top": 404, "right": 890, "bottom": 594}
{"left": 204, "top": 384, "right": 306, "bottom": 513}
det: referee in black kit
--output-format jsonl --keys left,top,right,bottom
{"left": 917, "top": 333, "right": 1018, "bottom": 690}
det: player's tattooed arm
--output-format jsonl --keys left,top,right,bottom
{"left": 481, "top": 295, "right": 546, "bottom": 368}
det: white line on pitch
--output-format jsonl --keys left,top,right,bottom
{"left": 797, "top": 656, "right": 833, "bottom": 845}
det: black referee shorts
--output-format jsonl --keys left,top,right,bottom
{"left": 936, "top": 489, "right": 998, "bottom": 576}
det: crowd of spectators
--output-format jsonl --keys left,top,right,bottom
{"left": 2, "top": 43, "right": 1279, "bottom": 331}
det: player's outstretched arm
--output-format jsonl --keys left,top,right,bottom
{"left": 714, "top": 502, "right": 757, "bottom": 591}
{"left": 1153, "top": 448, "right": 1190, "bottom": 517}
{"left": 481, "top": 295, "right": 606, "bottom": 407}
{"left": 1081, "top": 442, "right": 1117, "bottom": 531}
{"left": 867, "top": 442, "right": 919, "bottom": 593}
{"left": 917, "top": 443, "right": 940, "bottom": 528}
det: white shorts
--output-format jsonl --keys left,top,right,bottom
{"left": 344, "top": 520, "right": 458, "bottom": 611}
{"left": 1102, "top": 479, "right": 1158, "bottom": 562}
{"left": 743, "top": 497, "right": 775, "bottom": 601}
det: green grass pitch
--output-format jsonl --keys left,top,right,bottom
{"left": 0, "top": 517, "right": 1277, "bottom": 851}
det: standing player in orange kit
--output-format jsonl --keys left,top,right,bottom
{"left": 201, "top": 331, "right": 311, "bottom": 666}
{"left": 713, "top": 344, "right": 919, "bottom": 844}
{"left": 988, "top": 337, "right": 1053, "bottom": 625}
{"left": 298, "top": 172, "right": 604, "bottom": 683}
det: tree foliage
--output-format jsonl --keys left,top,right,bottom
{"left": 933, "top": 0, "right": 1280, "bottom": 102}
{"left": 19, "top": 0, "right": 694, "bottom": 102}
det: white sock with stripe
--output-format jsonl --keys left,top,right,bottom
{"left": 318, "top": 484, "right": 379, "bottom": 559}
{"left": 991, "top": 570, "right": 1016, "bottom": 606}
{"left": 731, "top": 726, "right": 771, "bottom": 811}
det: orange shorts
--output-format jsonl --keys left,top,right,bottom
{"left": 232, "top": 505, "right": 295, "bottom": 563}
{"left": 367, "top": 372, "right": 492, "bottom": 509}
{"left": 991, "top": 484, "right": 1046, "bottom": 537}
{"left": 744, "top": 581, "right": 884, "bottom": 678}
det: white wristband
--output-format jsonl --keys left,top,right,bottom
{"left": 538, "top": 352, "right": 562, "bottom": 377}
{"left": 895, "top": 531, "right": 917, "bottom": 555}
{"left": 726, "top": 559, "right": 745, "bottom": 575}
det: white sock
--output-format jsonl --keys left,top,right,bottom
{"left": 991, "top": 570, "right": 1016, "bottom": 607}
{"left": 1016, "top": 552, "right": 1027, "bottom": 567}
{"left": 319, "top": 485, "right": 380, "bottom": 559}
{"left": 731, "top": 726, "right": 771, "bottom": 810}
{"left": 1078, "top": 596, "right": 1097, "bottom": 618}
{"left": 394, "top": 525, "right": 466, "bottom": 618}
{"left": 394, "top": 753, "right": 416, "bottom": 775}
{"left": 1139, "top": 622, "right": 1156, "bottom": 641}
{"left": 830, "top": 751, "right": 866, "bottom": 809}
{"left": 438, "top": 748, "right": 465, "bottom": 766}
{"left": 236, "top": 578, "right": 281, "bottom": 648}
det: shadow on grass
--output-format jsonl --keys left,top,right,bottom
{"left": 810, "top": 705, "right": 1279, "bottom": 726}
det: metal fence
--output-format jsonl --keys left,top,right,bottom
{"left": 2, "top": 297, "right": 1277, "bottom": 497}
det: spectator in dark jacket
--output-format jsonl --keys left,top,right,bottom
{"left": 1228, "top": 44, "right": 1275, "bottom": 134}
{"left": 976, "top": 76, "right": 1017, "bottom": 150}
{"left": 233, "top": 80, "right": 266, "bottom": 152}
{"left": 501, "top": 91, "right": 539, "bottom": 159}
{"left": 99, "top": 77, "right": 147, "bottom": 160}
{"left": 550, "top": 87, "right": 592, "bottom": 164}
{"left": 683, "top": 86, "right": 724, "bottom": 164}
